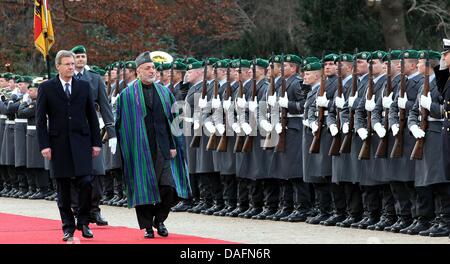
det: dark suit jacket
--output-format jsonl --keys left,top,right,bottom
{"left": 36, "top": 76, "right": 101, "bottom": 178}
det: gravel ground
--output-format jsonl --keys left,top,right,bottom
{"left": 1, "top": 197, "right": 449, "bottom": 244}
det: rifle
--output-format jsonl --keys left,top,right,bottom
{"left": 263, "top": 52, "right": 276, "bottom": 150}
{"left": 113, "top": 62, "right": 122, "bottom": 97}
{"left": 309, "top": 52, "right": 326, "bottom": 153}
{"left": 340, "top": 48, "right": 358, "bottom": 154}
{"left": 329, "top": 52, "right": 342, "bottom": 156}
{"left": 217, "top": 64, "right": 231, "bottom": 152}
{"left": 358, "top": 58, "right": 374, "bottom": 160}
{"left": 375, "top": 49, "right": 392, "bottom": 158}
{"left": 390, "top": 51, "right": 406, "bottom": 158}
{"left": 190, "top": 58, "right": 209, "bottom": 148}
{"left": 169, "top": 62, "right": 175, "bottom": 94}
{"left": 242, "top": 57, "right": 257, "bottom": 152}
{"left": 410, "top": 50, "right": 430, "bottom": 160}
{"left": 106, "top": 65, "right": 112, "bottom": 97}
{"left": 206, "top": 66, "right": 219, "bottom": 151}
{"left": 275, "top": 54, "right": 287, "bottom": 152}
{"left": 233, "top": 59, "right": 245, "bottom": 153}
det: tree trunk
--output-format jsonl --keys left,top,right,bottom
{"left": 379, "top": 0, "right": 410, "bottom": 49}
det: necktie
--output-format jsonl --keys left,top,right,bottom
{"left": 76, "top": 72, "right": 82, "bottom": 80}
{"left": 64, "top": 83, "right": 71, "bottom": 98}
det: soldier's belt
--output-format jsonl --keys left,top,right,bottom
{"left": 27, "top": 126, "right": 36, "bottom": 130}
{"left": 5, "top": 120, "right": 15, "bottom": 125}
{"left": 0, "top": 115, "right": 7, "bottom": 119}
{"left": 315, "top": 111, "right": 329, "bottom": 117}
{"left": 418, "top": 116, "right": 445, "bottom": 122}
{"left": 287, "top": 114, "right": 303, "bottom": 118}
{"left": 14, "top": 119, "right": 27, "bottom": 123}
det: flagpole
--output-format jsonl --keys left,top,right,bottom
{"left": 43, "top": 0, "right": 51, "bottom": 78}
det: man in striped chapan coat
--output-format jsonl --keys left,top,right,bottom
{"left": 115, "top": 51, "right": 191, "bottom": 239}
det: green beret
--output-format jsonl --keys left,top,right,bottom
{"left": 153, "top": 62, "right": 161, "bottom": 70}
{"left": 304, "top": 62, "right": 322, "bottom": 71}
{"left": 322, "top": 53, "right": 339, "bottom": 63}
{"left": 14, "top": 75, "right": 22, "bottom": 82}
{"left": 187, "top": 61, "right": 204, "bottom": 70}
{"left": 370, "top": 51, "right": 387, "bottom": 61}
{"left": 125, "top": 61, "right": 137, "bottom": 70}
{"left": 269, "top": 55, "right": 283, "bottom": 64}
{"left": 113, "top": 61, "right": 125, "bottom": 69}
{"left": 402, "top": 50, "right": 419, "bottom": 59}
{"left": 382, "top": 50, "right": 403, "bottom": 61}
{"left": 418, "top": 50, "right": 441, "bottom": 61}
{"left": 334, "top": 54, "right": 354, "bottom": 63}
{"left": 3, "top": 73, "right": 13, "bottom": 80}
{"left": 303, "top": 57, "right": 320, "bottom": 66}
{"left": 172, "top": 61, "right": 187, "bottom": 71}
{"left": 97, "top": 69, "right": 106, "bottom": 76}
{"left": 184, "top": 57, "right": 199, "bottom": 64}
{"left": 235, "top": 59, "right": 252, "bottom": 68}
{"left": 160, "top": 63, "right": 172, "bottom": 71}
{"left": 20, "top": 76, "right": 33, "bottom": 83}
{"left": 355, "top": 51, "right": 371, "bottom": 60}
{"left": 230, "top": 59, "right": 240, "bottom": 68}
{"left": 252, "top": 58, "right": 269, "bottom": 68}
{"left": 214, "top": 59, "right": 230, "bottom": 69}
{"left": 284, "top": 54, "right": 302, "bottom": 65}
{"left": 203, "top": 58, "right": 220, "bottom": 66}
{"left": 71, "top": 45, "right": 87, "bottom": 54}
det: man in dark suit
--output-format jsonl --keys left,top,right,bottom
{"left": 36, "top": 50, "right": 102, "bottom": 241}
{"left": 70, "top": 45, "right": 116, "bottom": 226}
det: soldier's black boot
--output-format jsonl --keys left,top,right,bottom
{"left": 252, "top": 207, "right": 277, "bottom": 220}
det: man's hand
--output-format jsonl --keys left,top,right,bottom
{"left": 170, "top": 149, "right": 177, "bottom": 159}
{"left": 365, "top": 96, "right": 376, "bottom": 112}
{"left": 348, "top": 92, "right": 358, "bottom": 108}
{"left": 41, "top": 148, "right": 52, "bottom": 160}
{"left": 267, "top": 95, "right": 277, "bottom": 107}
{"left": 92, "top": 147, "right": 101, "bottom": 158}
{"left": 357, "top": 128, "right": 368, "bottom": 140}
{"left": 335, "top": 96, "right": 345, "bottom": 109}
{"left": 316, "top": 92, "right": 330, "bottom": 108}
{"left": 398, "top": 96, "right": 407, "bottom": 109}
{"left": 391, "top": 124, "right": 400, "bottom": 136}
{"left": 342, "top": 122, "right": 349, "bottom": 134}
{"left": 278, "top": 94, "right": 288, "bottom": 108}
{"left": 382, "top": 92, "right": 393, "bottom": 109}
{"left": 329, "top": 124, "right": 339, "bottom": 136}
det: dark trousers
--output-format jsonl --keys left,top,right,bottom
{"left": 16, "top": 166, "right": 29, "bottom": 191}
{"left": 102, "top": 170, "right": 115, "bottom": 198}
{"left": 135, "top": 185, "right": 177, "bottom": 229}
{"left": 415, "top": 186, "right": 435, "bottom": 221}
{"left": 390, "top": 181, "right": 415, "bottom": 219}
{"left": 361, "top": 184, "right": 395, "bottom": 219}
{"left": 291, "top": 178, "right": 312, "bottom": 210}
{"left": 221, "top": 174, "right": 237, "bottom": 207}
{"left": 0, "top": 166, "right": 8, "bottom": 188}
{"left": 71, "top": 174, "right": 103, "bottom": 215}
{"left": 189, "top": 173, "right": 199, "bottom": 201}
{"left": 279, "top": 180, "right": 293, "bottom": 209}
{"left": 208, "top": 172, "right": 223, "bottom": 205}
{"left": 236, "top": 177, "right": 250, "bottom": 208}
{"left": 331, "top": 182, "right": 346, "bottom": 215}
{"left": 7, "top": 166, "right": 18, "bottom": 189}
{"left": 342, "top": 182, "right": 363, "bottom": 217}
{"left": 56, "top": 175, "right": 92, "bottom": 233}
{"left": 249, "top": 179, "right": 263, "bottom": 208}
{"left": 197, "top": 173, "right": 213, "bottom": 204}
{"left": 431, "top": 183, "right": 450, "bottom": 224}
{"left": 313, "top": 181, "right": 332, "bottom": 214}
{"left": 28, "top": 168, "right": 49, "bottom": 191}
{"left": 262, "top": 179, "right": 279, "bottom": 209}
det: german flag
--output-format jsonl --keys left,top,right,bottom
{"left": 34, "top": 0, "right": 54, "bottom": 59}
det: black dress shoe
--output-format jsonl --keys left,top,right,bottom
{"left": 201, "top": 204, "right": 224, "bottom": 215}
{"left": 252, "top": 208, "right": 278, "bottom": 220}
{"left": 226, "top": 207, "right": 248, "bottom": 217}
{"left": 358, "top": 217, "right": 379, "bottom": 229}
{"left": 271, "top": 209, "right": 293, "bottom": 221}
{"left": 90, "top": 212, "right": 108, "bottom": 226}
{"left": 189, "top": 202, "right": 212, "bottom": 214}
{"left": 372, "top": 219, "right": 397, "bottom": 231}
{"left": 285, "top": 210, "right": 309, "bottom": 222}
{"left": 171, "top": 201, "right": 193, "bottom": 212}
{"left": 144, "top": 228, "right": 154, "bottom": 239}
{"left": 30, "top": 191, "right": 51, "bottom": 200}
{"left": 77, "top": 225, "right": 93, "bottom": 239}
{"left": 265, "top": 209, "right": 282, "bottom": 220}
{"left": 154, "top": 222, "right": 169, "bottom": 237}
{"left": 429, "top": 224, "right": 450, "bottom": 237}
{"left": 350, "top": 217, "right": 369, "bottom": 229}
{"left": 390, "top": 219, "right": 413, "bottom": 233}
{"left": 419, "top": 223, "right": 440, "bottom": 236}
{"left": 62, "top": 231, "right": 74, "bottom": 241}
{"left": 407, "top": 221, "right": 431, "bottom": 235}
{"left": 320, "top": 214, "right": 347, "bottom": 226}
{"left": 240, "top": 207, "right": 262, "bottom": 219}
{"left": 307, "top": 213, "right": 332, "bottom": 225}
{"left": 399, "top": 219, "right": 418, "bottom": 234}
{"left": 213, "top": 206, "right": 235, "bottom": 216}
